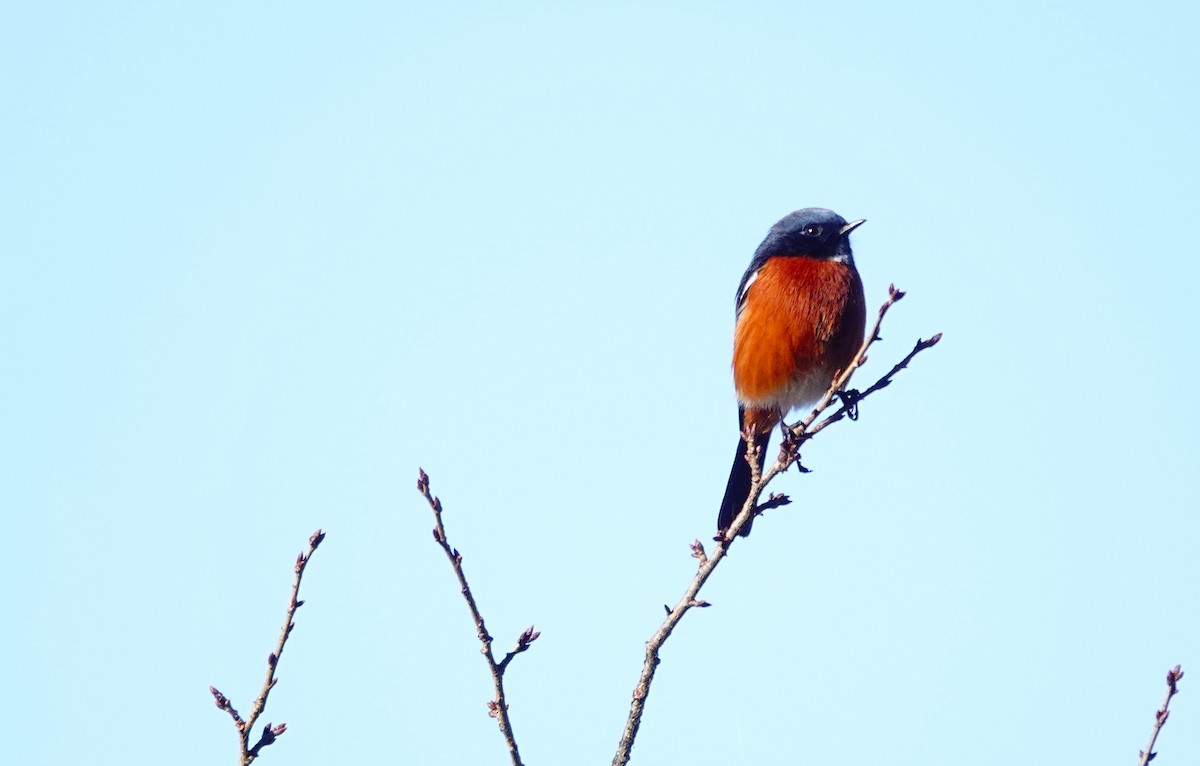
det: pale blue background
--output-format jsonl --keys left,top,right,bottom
{"left": 3, "top": 2, "right": 1197, "bottom": 764}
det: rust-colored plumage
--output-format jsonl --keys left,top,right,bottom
{"left": 734, "top": 256, "right": 865, "bottom": 421}
{"left": 718, "top": 208, "right": 867, "bottom": 538}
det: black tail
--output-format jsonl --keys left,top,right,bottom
{"left": 717, "top": 420, "right": 771, "bottom": 538}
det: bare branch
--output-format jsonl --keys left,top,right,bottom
{"left": 418, "top": 469, "right": 532, "bottom": 766}
{"left": 211, "top": 529, "right": 325, "bottom": 766}
{"left": 209, "top": 686, "right": 244, "bottom": 730}
{"left": 612, "top": 286, "right": 940, "bottom": 765}
{"left": 1139, "top": 665, "right": 1184, "bottom": 765}
{"left": 497, "top": 626, "right": 542, "bottom": 674}
{"left": 247, "top": 723, "right": 288, "bottom": 759}
{"left": 803, "top": 332, "right": 942, "bottom": 441}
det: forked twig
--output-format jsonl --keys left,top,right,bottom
{"left": 418, "top": 469, "right": 537, "bottom": 766}
{"left": 210, "top": 529, "right": 326, "bottom": 765}
{"left": 612, "top": 286, "right": 940, "bottom": 766}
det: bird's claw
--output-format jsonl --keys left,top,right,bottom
{"left": 839, "top": 388, "right": 862, "bottom": 421}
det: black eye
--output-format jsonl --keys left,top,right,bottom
{"left": 802, "top": 224, "right": 823, "bottom": 237}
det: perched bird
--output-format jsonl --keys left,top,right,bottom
{"left": 717, "top": 208, "right": 867, "bottom": 538}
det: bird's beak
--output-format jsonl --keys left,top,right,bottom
{"left": 839, "top": 219, "right": 866, "bottom": 236}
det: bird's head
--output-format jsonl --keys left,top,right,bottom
{"left": 756, "top": 208, "right": 865, "bottom": 262}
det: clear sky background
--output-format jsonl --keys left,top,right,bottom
{"left": 3, "top": 2, "right": 1197, "bottom": 764}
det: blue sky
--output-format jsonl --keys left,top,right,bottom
{"left": 3, "top": 2, "right": 1198, "bottom": 764}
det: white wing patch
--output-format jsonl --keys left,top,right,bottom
{"left": 736, "top": 268, "right": 760, "bottom": 316}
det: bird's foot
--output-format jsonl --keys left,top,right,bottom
{"left": 779, "top": 426, "right": 811, "bottom": 473}
{"left": 838, "top": 388, "right": 862, "bottom": 421}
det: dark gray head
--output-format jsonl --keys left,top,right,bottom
{"left": 755, "top": 208, "right": 865, "bottom": 262}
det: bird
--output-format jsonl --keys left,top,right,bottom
{"left": 717, "top": 208, "right": 867, "bottom": 538}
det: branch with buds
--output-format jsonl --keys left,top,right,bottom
{"left": 418, "top": 469, "right": 538, "bottom": 766}
{"left": 612, "top": 286, "right": 940, "bottom": 766}
{"left": 1139, "top": 665, "right": 1184, "bottom": 765}
{"left": 210, "top": 529, "right": 325, "bottom": 766}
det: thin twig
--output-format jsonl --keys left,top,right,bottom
{"left": 1139, "top": 665, "right": 1184, "bottom": 765}
{"left": 210, "top": 529, "right": 325, "bottom": 766}
{"left": 803, "top": 332, "right": 942, "bottom": 442}
{"left": 611, "top": 286, "right": 940, "bottom": 766}
{"left": 418, "top": 469, "right": 537, "bottom": 766}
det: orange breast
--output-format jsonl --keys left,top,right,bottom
{"left": 732, "top": 257, "right": 865, "bottom": 411}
